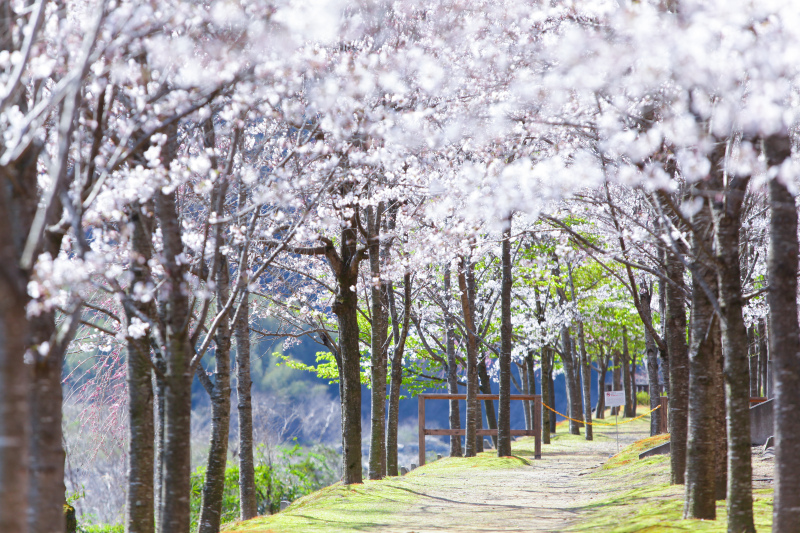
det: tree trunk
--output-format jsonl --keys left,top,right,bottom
{"left": 198, "top": 254, "right": 232, "bottom": 533}
{"left": 595, "top": 349, "right": 608, "bottom": 419}
{"left": 520, "top": 363, "right": 531, "bottom": 430}
{"left": 659, "top": 272, "right": 671, "bottom": 405}
{"left": 333, "top": 221, "right": 363, "bottom": 484}
{"left": 541, "top": 347, "right": 552, "bottom": 443}
{"left": 235, "top": 289, "right": 256, "bottom": 520}
{"left": 125, "top": 206, "right": 155, "bottom": 533}
{"left": 549, "top": 353, "right": 556, "bottom": 432}
{"left": 0, "top": 134, "right": 44, "bottom": 533}
{"left": 367, "top": 204, "right": 388, "bottom": 480}
{"left": 665, "top": 247, "right": 688, "bottom": 485}
{"left": 711, "top": 175, "right": 754, "bottom": 530}
{"left": 578, "top": 323, "right": 593, "bottom": 440}
{"left": 28, "top": 229, "right": 70, "bottom": 533}
{"left": 621, "top": 328, "right": 633, "bottom": 418}
{"left": 458, "top": 257, "right": 479, "bottom": 457}
{"left": 444, "top": 267, "right": 462, "bottom": 458}
{"left": 476, "top": 402, "right": 485, "bottom": 452}
{"left": 497, "top": 221, "right": 512, "bottom": 456}
{"left": 747, "top": 326, "right": 757, "bottom": 397}
{"left": 612, "top": 350, "right": 621, "bottom": 416}
{"left": 712, "top": 320, "right": 727, "bottom": 502}
{"left": 387, "top": 273, "right": 412, "bottom": 475}
{"left": 629, "top": 353, "right": 638, "bottom": 417}
{"left": 757, "top": 319, "right": 767, "bottom": 398}
{"left": 0, "top": 282, "right": 29, "bottom": 533}
{"left": 478, "top": 357, "right": 498, "bottom": 448}
{"left": 155, "top": 188, "right": 194, "bottom": 533}
{"left": 640, "top": 288, "right": 661, "bottom": 436}
{"left": 153, "top": 354, "right": 166, "bottom": 533}
{"left": 683, "top": 189, "right": 718, "bottom": 520}
{"left": 765, "top": 136, "right": 800, "bottom": 533}
{"left": 525, "top": 353, "right": 536, "bottom": 427}
{"left": 560, "top": 327, "right": 582, "bottom": 435}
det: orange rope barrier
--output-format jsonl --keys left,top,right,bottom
{"left": 540, "top": 402, "right": 661, "bottom": 427}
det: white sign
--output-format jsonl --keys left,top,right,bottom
{"left": 605, "top": 391, "right": 626, "bottom": 407}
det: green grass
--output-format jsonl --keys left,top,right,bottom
{"left": 224, "top": 417, "right": 774, "bottom": 533}
{"left": 221, "top": 453, "right": 529, "bottom": 532}
{"left": 566, "top": 438, "right": 774, "bottom": 532}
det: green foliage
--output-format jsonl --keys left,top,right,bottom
{"left": 636, "top": 391, "right": 650, "bottom": 406}
{"left": 273, "top": 351, "right": 341, "bottom": 383}
{"left": 190, "top": 443, "right": 338, "bottom": 530}
{"left": 64, "top": 488, "right": 123, "bottom": 533}
{"left": 78, "top": 525, "right": 124, "bottom": 533}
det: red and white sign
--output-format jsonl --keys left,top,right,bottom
{"left": 605, "top": 391, "right": 626, "bottom": 407}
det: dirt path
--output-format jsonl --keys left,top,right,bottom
{"left": 378, "top": 419, "right": 652, "bottom": 533}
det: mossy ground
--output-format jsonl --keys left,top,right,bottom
{"left": 566, "top": 435, "right": 774, "bottom": 532}
{"left": 223, "top": 415, "right": 774, "bottom": 533}
{"left": 221, "top": 453, "right": 531, "bottom": 532}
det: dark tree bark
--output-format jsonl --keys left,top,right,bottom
{"left": 541, "top": 347, "right": 553, "bottom": 443}
{"left": 747, "top": 326, "right": 757, "bottom": 397}
{"left": 640, "top": 288, "right": 661, "bottom": 436}
{"left": 332, "top": 222, "right": 364, "bottom": 484}
{"left": 757, "top": 319, "right": 767, "bottom": 398}
{"left": 665, "top": 246, "right": 688, "bottom": 485}
{"left": 443, "top": 267, "right": 462, "bottom": 458}
{"left": 386, "top": 273, "right": 412, "bottom": 475}
{"left": 711, "top": 175, "right": 754, "bottom": 531}
{"left": 476, "top": 401, "right": 485, "bottom": 452}
{"left": 621, "top": 328, "right": 634, "bottom": 418}
{"left": 0, "top": 115, "right": 47, "bottom": 533}
{"left": 560, "top": 326, "right": 582, "bottom": 435}
{"left": 629, "top": 350, "right": 638, "bottom": 417}
{"left": 612, "top": 349, "right": 622, "bottom": 416}
{"left": 458, "top": 257, "right": 479, "bottom": 457}
{"left": 153, "top": 353, "right": 166, "bottom": 533}
{"left": 577, "top": 323, "right": 593, "bottom": 440}
{"left": 497, "top": 221, "right": 513, "bottom": 456}
{"left": 520, "top": 363, "right": 531, "bottom": 430}
{"left": 683, "top": 187, "right": 718, "bottom": 520}
{"left": 27, "top": 234, "right": 71, "bottom": 533}
{"left": 712, "top": 319, "right": 727, "bottom": 502}
{"left": 234, "top": 175, "right": 256, "bottom": 520}
{"left": 0, "top": 162, "right": 32, "bottom": 533}
{"left": 478, "top": 357, "right": 498, "bottom": 447}
{"left": 525, "top": 352, "right": 536, "bottom": 426}
{"left": 235, "top": 288, "right": 256, "bottom": 519}
{"left": 659, "top": 272, "right": 670, "bottom": 402}
{"left": 765, "top": 135, "right": 800, "bottom": 533}
{"left": 594, "top": 347, "right": 610, "bottom": 419}
{"left": 548, "top": 362, "right": 556, "bottom": 432}
{"left": 197, "top": 255, "right": 233, "bottom": 533}
{"left": 287, "top": 186, "right": 368, "bottom": 484}
{"left": 155, "top": 187, "right": 194, "bottom": 533}
{"left": 125, "top": 206, "right": 156, "bottom": 533}
{"left": 367, "top": 204, "right": 388, "bottom": 480}
{"left": 567, "top": 265, "right": 592, "bottom": 439}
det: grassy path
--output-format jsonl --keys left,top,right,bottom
{"left": 223, "top": 414, "right": 774, "bottom": 532}
{"left": 224, "top": 416, "right": 653, "bottom": 533}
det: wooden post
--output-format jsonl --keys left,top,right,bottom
{"left": 534, "top": 398, "right": 541, "bottom": 458}
{"left": 659, "top": 396, "right": 669, "bottom": 434}
{"left": 418, "top": 395, "right": 425, "bottom": 466}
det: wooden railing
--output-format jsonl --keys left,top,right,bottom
{"left": 657, "top": 396, "right": 767, "bottom": 435}
{"left": 417, "top": 393, "right": 542, "bottom": 466}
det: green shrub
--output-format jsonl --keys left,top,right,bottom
{"left": 190, "top": 442, "right": 338, "bottom": 530}
{"left": 636, "top": 391, "right": 650, "bottom": 406}
{"left": 78, "top": 524, "right": 124, "bottom": 533}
